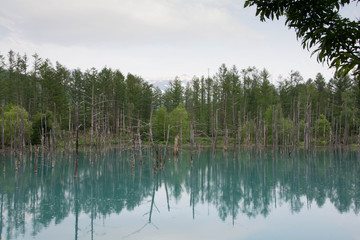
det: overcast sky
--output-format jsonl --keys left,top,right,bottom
{"left": 0, "top": 0, "right": 358, "bottom": 83}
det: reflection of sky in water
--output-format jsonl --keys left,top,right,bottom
{"left": 24, "top": 192, "right": 360, "bottom": 240}
{"left": 1, "top": 148, "right": 360, "bottom": 240}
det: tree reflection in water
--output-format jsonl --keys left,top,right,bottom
{"left": 0, "top": 147, "right": 359, "bottom": 239}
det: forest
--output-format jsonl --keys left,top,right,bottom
{"left": 0, "top": 50, "right": 360, "bottom": 156}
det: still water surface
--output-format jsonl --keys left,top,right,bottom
{"left": 1, "top": 148, "right": 360, "bottom": 240}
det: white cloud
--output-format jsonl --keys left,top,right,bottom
{"left": 0, "top": 0, "right": 259, "bottom": 47}
{"left": 0, "top": 0, "right": 337, "bottom": 82}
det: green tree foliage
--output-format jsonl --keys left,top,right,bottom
{"left": 152, "top": 107, "right": 168, "bottom": 142}
{"left": 313, "top": 114, "right": 331, "bottom": 143}
{"left": 0, "top": 105, "right": 31, "bottom": 144}
{"left": 39, "top": 60, "right": 68, "bottom": 115}
{"left": 164, "top": 77, "right": 184, "bottom": 112}
{"left": 168, "top": 104, "right": 190, "bottom": 142}
{"left": 244, "top": 0, "right": 360, "bottom": 76}
{"left": 1, "top": 50, "right": 360, "bottom": 147}
{"left": 31, "top": 111, "right": 53, "bottom": 145}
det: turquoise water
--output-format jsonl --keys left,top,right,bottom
{"left": 1, "top": 148, "right": 360, "bottom": 239}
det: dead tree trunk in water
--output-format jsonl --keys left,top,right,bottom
{"left": 132, "top": 126, "right": 135, "bottom": 169}
{"left": 238, "top": 111, "right": 242, "bottom": 149}
{"left": 1, "top": 102, "right": 4, "bottom": 155}
{"left": 273, "top": 107, "right": 278, "bottom": 148}
{"left": 344, "top": 102, "right": 349, "bottom": 145}
{"left": 149, "top": 106, "right": 155, "bottom": 157}
{"left": 180, "top": 114, "right": 183, "bottom": 148}
{"left": 53, "top": 104, "right": 56, "bottom": 151}
{"left": 163, "top": 124, "right": 170, "bottom": 164}
{"left": 191, "top": 102, "right": 196, "bottom": 161}
{"left": 324, "top": 108, "right": 327, "bottom": 147}
{"left": 358, "top": 122, "right": 360, "bottom": 146}
{"left": 83, "top": 95, "right": 86, "bottom": 152}
{"left": 20, "top": 97, "right": 26, "bottom": 152}
{"left": 40, "top": 114, "right": 44, "bottom": 158}
{"left": 223, "top": 102, "right": 228, "bottom": 152}
{"left": 2, "top": 101, "right": 4, "bottom": 173}
{"left": 190, "top": 122, "right": 194, "bottom": 163}
{"left": 174, "top": 134, "right": 179, "bottom": 156}
{"left": 297, "top": 99, "right": 300, "bottom": 146}
{"left": 231, "top": 96, "right": 236, "bottom": 152}
{"left": 68, "top": 105, "right": 72, "bottom": 153}
{"left": 305, "top": 100, "right": 312, "bottom": 151}
{"left": 137, "top": 118, "right": 143, "bottom": 164}
{"left": 330, "top": 98, "right": 334, "bottom": 148}
{"left": 212, "top": 109, "right": 218, "bottom": 155}
{"left": 90, "top": 82, "right": 94, "bottom": 159}
{"left": 74, "top": 103, "right": 79, "bottom": 179}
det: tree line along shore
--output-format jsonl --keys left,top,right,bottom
{"left": 1, "top": 50, "right": 360, "bottom": 159}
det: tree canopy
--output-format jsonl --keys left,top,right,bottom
{"left": 1, "top": 50, "right": 360, "bottom": 148}
{"left": 244, "top": 0, "right": 360, "bottom": 76}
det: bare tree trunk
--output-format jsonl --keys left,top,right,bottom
{"left": 259, "top": 109, "right": 263, "bottom": 147}
{"left": 132, "top": 126, "right": 135, "bottom": 169}
{"left": 44, "top": 112, "right": 48, "bottom": 151}
{"left": 335, "top": 120, "right": 338, "bottom": 147}
{"left": 149, "top": 106, "right": 155, "bottom": 156}
{"left": 16, "top": 102, "right": 20, "bottom": 153}
{"left": 324, "top": 108, "right": 327, "bottom": 147}
{"left": 163, "top": 124, "right": 170, "bottom": 164}
{"left": 1, "top": 101, "right": 4, "bottom": 173}
{"left": 34, "top": 147, "right": 38, "bottom": 174}
{"left": 297, "top": 99, "right": 300, "bottom": 146}
{"left": 314, "top": 104, "right": 318, "bottom": 147}
{"left": 20, "top": 97, "right": 26, "bottom": 152}
{"left": 339, "top": 112, "right": 342, "bottom": 146}
{"left": 223, "top": 103, "right": 228, "bottom": 151}
{"left": 305, "top": 100, "right": 312, "bottom": 151}
{"left": 116, "top": 108, "right": 119, "bottom": 140}
{"left": 190, "top": 121, "right": 194, "bottom": 163}
{"left": 254, "top": 116, "right": 258, "bottom": 150}
{"left": 275, "top": 108, "right": 278, "bottom": 148}
{"left": 224, "top": 127, "right": 228, "bottom": 151}
{"left": 40, "top": 114, "right": 44, "bottom": 158}
{"left": 330, "top": 98, "right": 334, "bottom": 148}
{"left": 238, "top": 111, "right": 242, "bottom": 149}
{"left": 291, "top": 100, "right": 295, "bottom": 148}
{"left": 180, "top": 114, "right": 183, "bottom": 148}
{"left": 264, "top": 122, "right": 267, "bottom": 147}
{"left": 174, "top": 134, "right": 179, "bottom": 156}
{"left": 272, "top": 107, "right": 275, "bottom": 148}
{"left": 68, "top": 105, "right": 72, "bottom": 153}
{"left": 74, "top": 102, "right": 79, "bottom": 179}
{"left": 122, "top": 104, "right": 126, "bottom": 141}
{"left": 118, "top": 108, "right": 122, "bottom": 151}
{"left": 137, "top": 118, "right": 143, "bottom": 164}
{"left": 94, "top": 98, "right": 99, "bottom": 154}
{"left": 213, "top": 109, "right": 218, "bottom": 155}
{"left": 191, "top": 102, "right": 196, "bottom": 159}
{"left": 345, "top": 102, "right": 349, "bottom": 145}
{"left": 90, "top": 83, "right": 94, "bottom": 159}
{"left": 1, "top": 102, "right": 4, "bottom": 155}
{"left": 83, "top": 95, "right": 86, "bottom": 152}
{"left": 358, "top": 122, "right": 360, "bottom": 146}
{"left": 52, "top": 104, "right": 56, "bottom": 153}
{"left": 231, "top": 96, "right": 236, "bottom": 152}
{"left": 352, "top": 99, "right": 356, "bottom": 145}
{"left": 282, "top": 114, "right": 285, "bottom": 147}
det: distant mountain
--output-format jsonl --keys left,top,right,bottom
{"left": 146, "top": 75, "right": 192, "bottom": 91}
{"left": 147, "top": 79, "right": 171, "bottom": 91}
